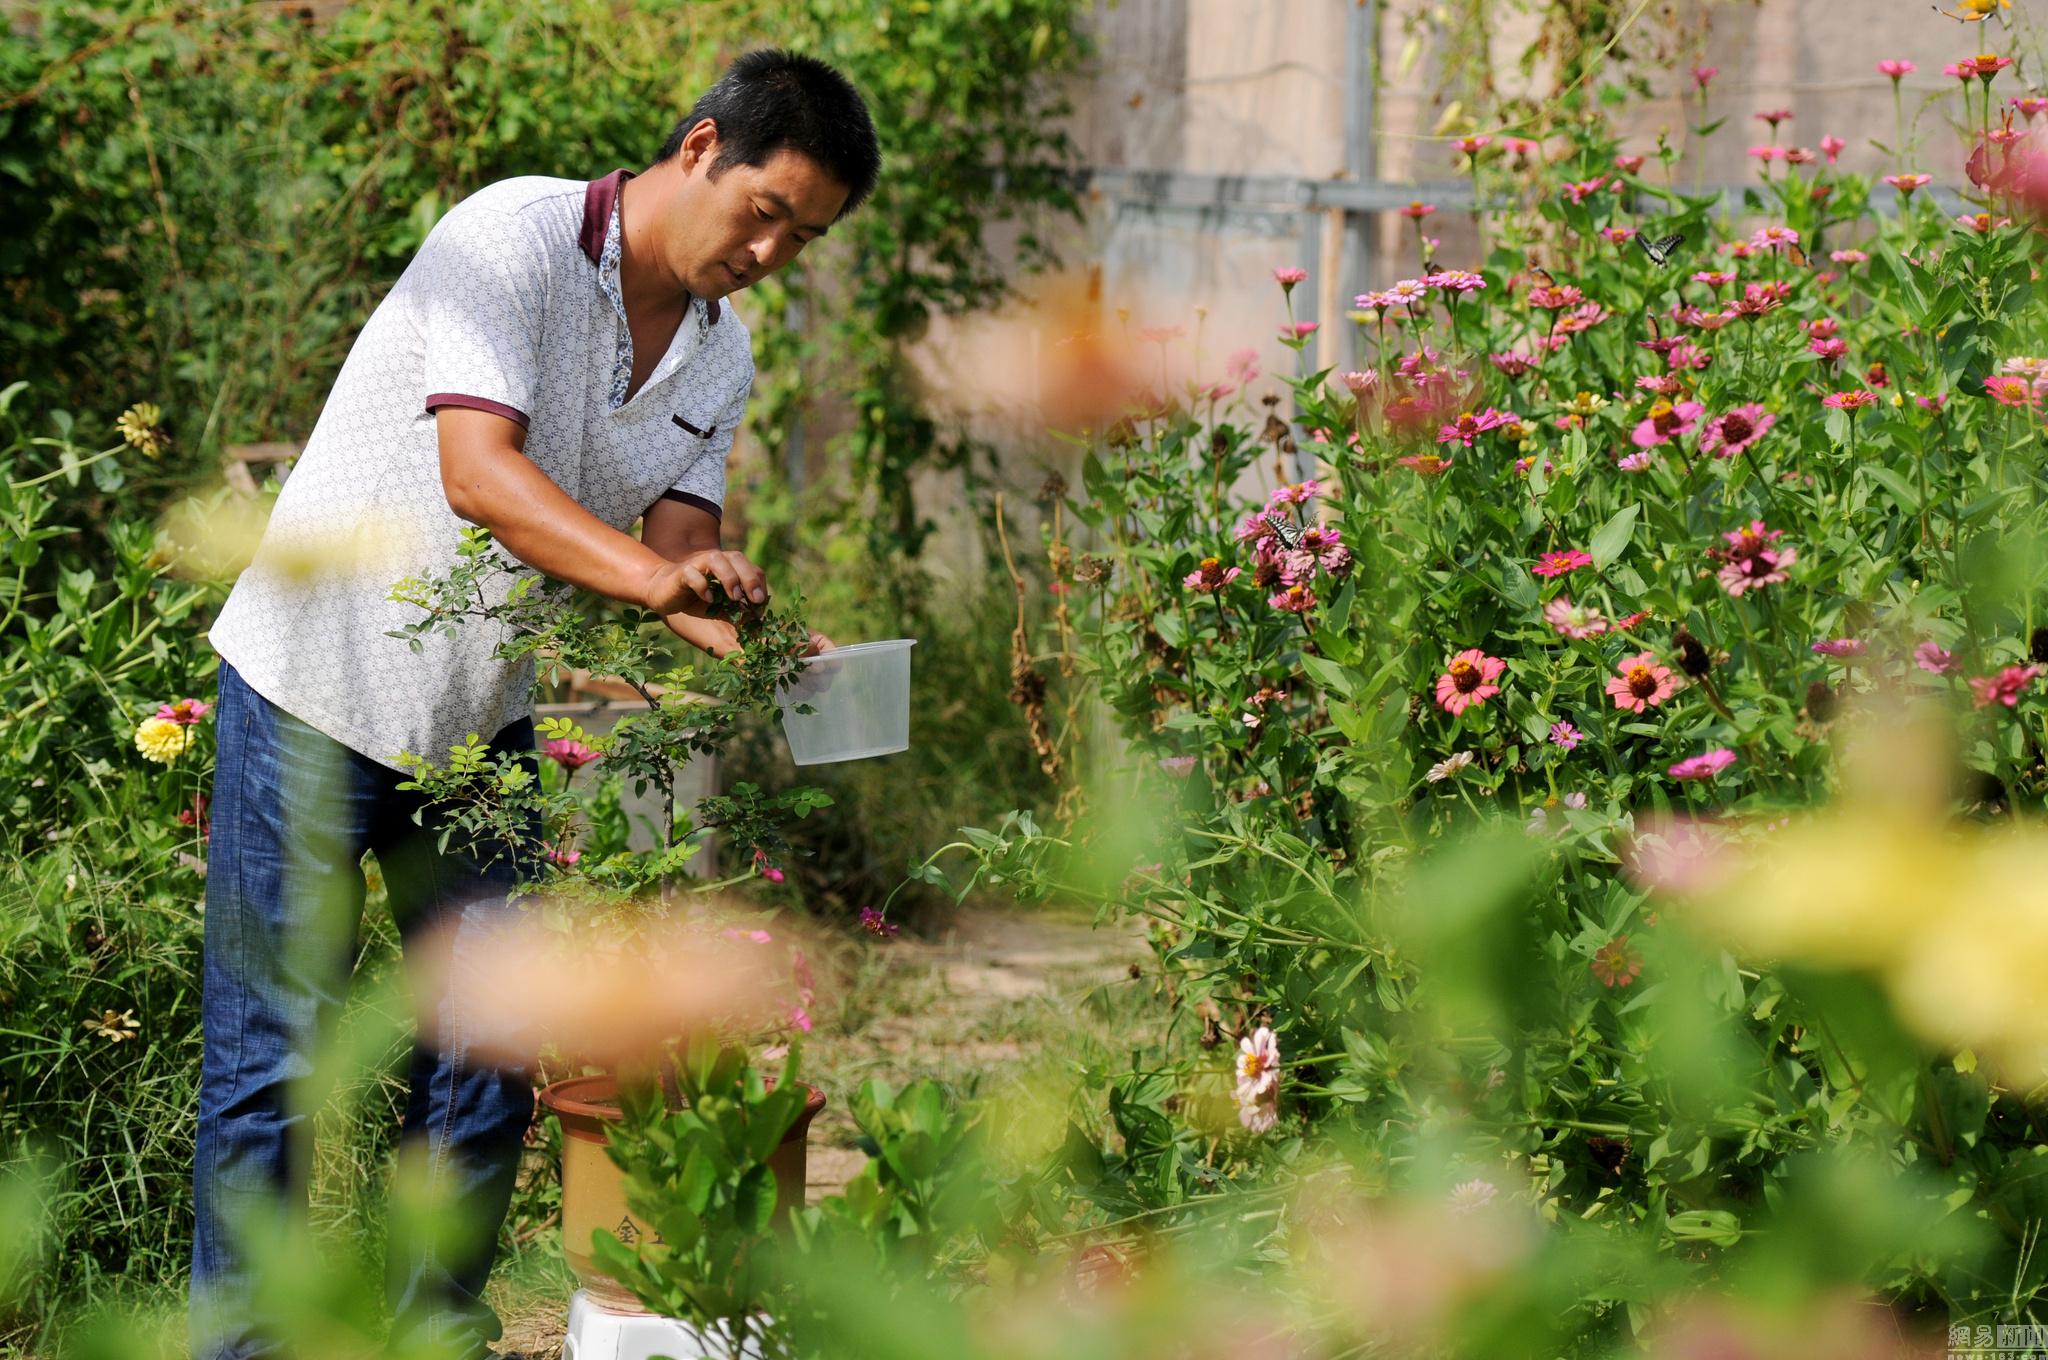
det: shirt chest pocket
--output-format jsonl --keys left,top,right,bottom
{"left": 670, "top": 400, "right": 722, "bottom": 442}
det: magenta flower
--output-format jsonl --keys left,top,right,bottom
{"left": 1400, "top": 200, "right": 1438, "bottom": 219}
{"left": 1821, "top": 390, "right": 1878, "bottom": 411}
{"left": 1631, "top": 399, "right": 1704, "bottom": 448}
{"left": 1821, "top": 134, "right": 1845, "bottom": 164}
{"left": 1970, "top": 665, "right": 2042, "bottom": 710}
{"left": 1269, "top": 584, "right": 1317, "bottom": 614}
{"left": 1279, "top": 321, "right": 1319, "bottom": 340}
{"left": 1432, "top": 269, "right": 1487, "bottom": 293}
{"left": 1691, "top": 66, "right": 1719, "bottom": 90}
{"left": 1606, "top": 652, "right": 1681, "bottom": 714}
{"left": 1811, "top": 638, "right": 1867, "bottom": 658}
{"left": 1532, "top": 549, "right": 1594, "bottom": 579}
{"left": 1490, "top": 352, "right": 1539, "bottom": 378}
{"left": 543, "top": 738, "right": 601, "bottom": 769}
{"left": 1668, "top": 748, "right": 1737, "bottom": 781}
{"left": 1749, "top": 225, "right": 1801, "bottom": 252}
{"left": 1614, "top": 154, "right": 1646, "bottom": 173}
{"left": 1435, "top": 649, "right": 1506, "bottom": 716}
{"left": 1708, "top": 520, "right": 1797, "bottom": 597}
{"left": 1747, "top": 145, "right": 1783, "bottom": 163}
{"left": 545, "top": 846, "right": 582, "bottom": 868}
{"left": 1273, "top": 266, "right": 1308, "bottom": 288}
{"left": 1549, "top": 720, "right": 1584, "bottom": 750}
{"left": 1809, "top": 337, "right": 1849, "bottom": 363}
{"left": 156, "top": 698, "right": 214, "bottom": 726}
{"left": 1437, "top": 407, "right": 1517, "bottom": 447}
{"left": 1885, "top": 172, "right": 1932, "bottom": 196}
{"left": 1916, "top": 641, "right": 1957, "bottom": 675}
{"left": 1879, "top": 59, "right": 1916, "bottom": 81}
{"left": 1830, "top": 249, "right": 1869, "bottom": 264}
{"left": 1755, "top": 108, "right": 1793, "bottom": 130}
{"left": 1544, "top": 596, "right": 1610, "bottom": 640}
{"left": 1268, "top": 479, "right": 1323, "bottom": 507}
{"left": 1615, "top": 451, "right": 1655, "bottom": 473}
{"left": 1698, "top": 404, "right": 1775, "bottom": 458}
{"left": 859, "top": 906, "right": 901, "bottom": 938}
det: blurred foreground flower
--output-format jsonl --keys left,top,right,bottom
{"left": 1647, "top": 700, "right": 2048, "bottom": 1081}
{"left": 409, "top": 910, "right": 798, "bottom": 1068}
{"left": 155, "top": 490, "right": 411, "bottom": 584}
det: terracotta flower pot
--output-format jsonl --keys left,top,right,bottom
{"left": 540, "top": 1073, "right": 827, "bottom": 1311}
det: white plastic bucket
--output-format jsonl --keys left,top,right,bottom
{"left": 776, "top": 639, "right": 916, "bottom": 765}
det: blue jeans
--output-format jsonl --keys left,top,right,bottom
{"left": 191, "top": 661, "right": 538, "bottom": 1360}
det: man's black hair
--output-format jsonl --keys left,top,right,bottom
{"left": 658, "top": 49, "right": 880, "bottom": 219}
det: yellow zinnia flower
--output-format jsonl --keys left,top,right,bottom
{"left": 134, "top": 716, "right": 193, "bottom": 763}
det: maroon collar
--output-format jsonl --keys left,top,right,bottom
{"left": 579, "top": 168, "right": 719, "bottom": 325}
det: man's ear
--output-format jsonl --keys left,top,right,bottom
{"left": 679, "top": 118, "right": 719, "bottom": 175}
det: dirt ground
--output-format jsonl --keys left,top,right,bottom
{"left": 493, "top": 904, "right": 1151, "bottom": 1356}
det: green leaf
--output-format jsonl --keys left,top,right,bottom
{"left": 1588, "top": 504, "right": 1640, "bottom": 570}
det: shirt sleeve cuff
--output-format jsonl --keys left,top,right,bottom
{"left": 658, "top": 489, "right": 722, "bottom": 520}
{"left": 425, "top": 393, "right": 531, "bottom": 429}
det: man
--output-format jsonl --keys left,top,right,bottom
{"left": 192, "top": 49, "right": 879, "bottom": 1360}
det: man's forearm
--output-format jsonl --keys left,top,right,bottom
{"left": 442, "top": 442, "right": 670, "bottom": 608}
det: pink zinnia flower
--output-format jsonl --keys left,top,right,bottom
{"left": 1970, "top": 664, "right": 2042, "bottom": 709}
{"left": 1750, "top": 225, "right": 1801, "bottom": 252}
{"left": 1268, "top": 479, "right": 1322, "bottom": 507}
{"left": 1809, "top": 337, "right": 1848, "bottom": 362}
{"left": 1158, "top": 755, "right": 1197, "bottom": 777}
{"left": 1606, "top": 651, "right": 1681, "bottom": 713}
{"left": 1616, "top": 450, "right": 1655, "bottom": 473}
{"left": 1956, "top": 212, "right": 2014, "bottom": 233}
{"left": 1692, "top": 269, "right": 1737, "bottom": 288}
{"left": 1235, "top": 1025, "right": 1281, "bottom": 1102}
{"left": 1400, "top": 201, "right": 1438, "bottom": 219}
{"left": 1820, "top": 134, "right": 1845, "bottom": 164}
{"left": 1614, "top": 154, "right": 1646, "bottom": 174}
{"left": 545, "top": 846, "right": 582, "bottom": 868}
{"left": 1457, "top": 135, "right": 1492, "bottom": 156}
{"left": 1532, "top": 549, "right": 1594, "bottom": 579}
{"left": 1273, "top": 266, "right": 1308, "bottom": 288}
{"left": 1545, "top": 596, "right": 1610, "bottom": 640}
{"left": 1698, "top": 404, "right": 1775, "bottom": 458}
{"left": 1549, "top": 720, "right": 1583, "bottom": 749}
{"left": 1668, "top": 748, "right": 1736, "bottom": 781}
{"left": 1811, "top": 638, "right": 1867, "bottom": 658}
{"left": 1183, "top": 557, "right": 1242, "bottom": 592}
{"left": 1599, "top": 226, "right": 1637, "bottom": 245}
{"left": 1436, "top": 649, "right": 1506, "bottom": 716}
{"left": 1831, "top": 248, "right": 1868, "bottom": 264}
{"left": 156, "top": 697, "right": 213, "bottom": 726}
{"left": 859, "top": 906, "right": 900, "bottom": 938}
{"left": 1279, "top": 321, "right": 1319, "bottom": 340}
{"left": 1226, "top": 348, "right": 1259, "bottom": 384}
{"left": 543, "top": 738, "right": 601, "bottom": 769}
{"left": 1632, "top": 399, "right": 1705, "bottom": 447}
{"left": 1396, "top": 453, "right": 1453, "bottom": 477}
{"left": 1269, "top": 584, "right": 1316, "bottom": 614}
{"left": 1822, "top": 390, "right": 1878, "bottom": 410}
{"left": 1885, "top": 172, "right": 1932, "bottom": 196}
{"left": 1691, "top": 66, "right": 1719, "bottom": 90}
{"left": 1491, "top": 351, "right": 1539, "bottom": 377}
{"left": 1916, "top": 641, "right": 1957, "bottom": 675}
{"left": 1709, "top": 520, "right": 1797, "bottom": 597}
{"left": 1563, "top": 175, "right": 1608, "bottom": 204}
{"left": 1747, "top": 145, "right": 1783, "bottom": 164}
{"left": 1591, "top": 936, "right": 1643, "bottom": 988}
{"left": 1782, "top": 146, "right": 1816, "bottom": 166}
{"left": 1438, "top": 407, "right": 1517, "bottom": 446}
{"left": 2015, "top": 96, "right": 2048, "bottom": 119}
{"left": 1755, "top": 108, "right": 1793, "bottom": 130}
{"left": 1879, "top": 59, "right": 1916, "bottom": 81}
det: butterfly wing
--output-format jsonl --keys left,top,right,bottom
{"left": 1641, "top": 232, "right": 1686, "bottom": 267}
{"left": 1265, "top": 511, "right": 1304, "bottom": 550}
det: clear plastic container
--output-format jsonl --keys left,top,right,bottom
{"left": 776, "top": 639, "right": 916, "bottom": 765}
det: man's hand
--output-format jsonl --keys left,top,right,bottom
{"left": 641, "top": 548, "right": 770, "bottom": 616}
{"left": 661, "top": 612, "right": 835, "bottom": 660}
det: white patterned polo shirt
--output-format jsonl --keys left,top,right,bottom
{"left": 210, "top": 168, "right": 753, "bottom": 770}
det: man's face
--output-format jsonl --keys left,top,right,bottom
{"left": 671, "top": 137, "right": 849, "bottom": 303}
